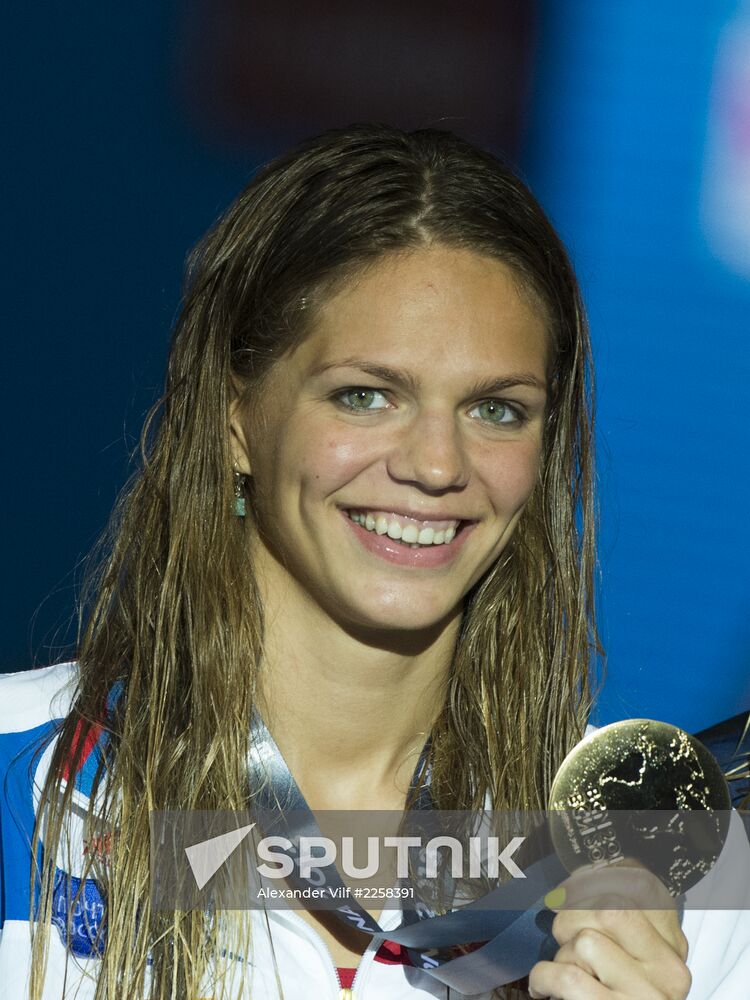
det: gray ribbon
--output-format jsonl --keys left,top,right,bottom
{"left": 247, "top": 711, "right": 562, "bottom": 992}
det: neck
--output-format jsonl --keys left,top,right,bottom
{"left": 255, "top": 570, "right": 460, "bottom": 811}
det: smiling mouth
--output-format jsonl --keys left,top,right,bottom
{"left": 344, "top": 509, "right": 470, "bottom": 548}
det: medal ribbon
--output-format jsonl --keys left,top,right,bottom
{"left": 247, "top": 711, "right": 565, "bottom": 992}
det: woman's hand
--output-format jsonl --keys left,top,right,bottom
{"left": 528, "top": 863, "right": 692, "bottom": 999}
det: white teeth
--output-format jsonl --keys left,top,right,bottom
{"left": 348, "top": 510, "right": 462, "bottom": 547}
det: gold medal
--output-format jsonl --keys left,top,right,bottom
{"left": 548, "top": 719, "right": 731, "bottom": 894}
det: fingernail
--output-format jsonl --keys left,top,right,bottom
{"left": 544, "top": 887, "right": 566, "bottom": 909}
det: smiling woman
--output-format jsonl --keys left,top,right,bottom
{"left": 2, "top": 125, "right": 738, "bottom": 1000}
{"left": 231, "top": 248, "right": 549, "bottom": 634}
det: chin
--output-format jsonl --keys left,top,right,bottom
{"left": 339, "top": 596, "right": 459, "bottom": 636}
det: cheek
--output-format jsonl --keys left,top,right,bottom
{"left": 482, "top": 441, "right": 542, "bottom": 512}
{"left": 294, "top": 429, "right": 383, "bottom": 491}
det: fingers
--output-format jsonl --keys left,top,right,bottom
{"left": 529, "top": 958, "right": 609, "bottom": 999}
{"left": 547, "top": 863, "right": 688, "bottom": 961}
{"left": 551, "top": 926, "right": 690, "bottom": 999}
{"left": 528, "top": 861, "right": 693, "bottom": 999}
{"left": 550, "top": 894, "right": 688, "bottom": 965}
{"left": 529, "top": 947, "right": 692, "bottom": 1000}
{"left": 529, "top": 916, "right": 692, "bottom": 1000}
{"left": 553, "top": 860, "right": 675, "bottom": 911}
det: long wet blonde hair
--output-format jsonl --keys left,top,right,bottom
{"left": 30, "top": 124, "right": 600, "bottom": 998}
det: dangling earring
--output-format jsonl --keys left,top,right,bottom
{"left": 233, "top": 464, "right": 247, "bottom": 518}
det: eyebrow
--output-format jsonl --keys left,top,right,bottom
{"left": 308, "top": 358, "right": 548, "bottom": 396}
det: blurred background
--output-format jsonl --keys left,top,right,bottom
{"left": 3, "top": 0, "right": 749, "bottom": 734}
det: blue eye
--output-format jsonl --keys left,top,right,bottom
{"left": 337, "top": 388, "right": 390, "bottom": 411}
{"left": 469, "top": 400, "right": 523, "bottom": 425}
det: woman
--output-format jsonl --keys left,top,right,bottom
{"left": 0, "top": 124, "right": 733, "bottom": 999}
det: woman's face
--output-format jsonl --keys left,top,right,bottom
{"left": 231, "top": 245, "right": 549, "bottom": 634}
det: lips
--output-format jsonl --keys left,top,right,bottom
{"left": 345, "top": 508, "right": 467, "bottom": 547}
{"left": 340, "top": 508, "right": 477, "bottom": 567}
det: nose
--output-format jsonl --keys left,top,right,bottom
{"left": 386, "top": 408, "right": 470, "bottom": 492}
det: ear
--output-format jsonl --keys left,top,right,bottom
{"left": 228, "top": 379, "right": 253, "bottom": 476}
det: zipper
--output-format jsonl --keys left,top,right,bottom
{"left": 347, "top": 930, "right": 382, "bottom": 999}
{"left": 338, "top": 905, "right": 408, "bottom": 998}
{"left": 281, "top": 909, "right": 384, "bottom": 999}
